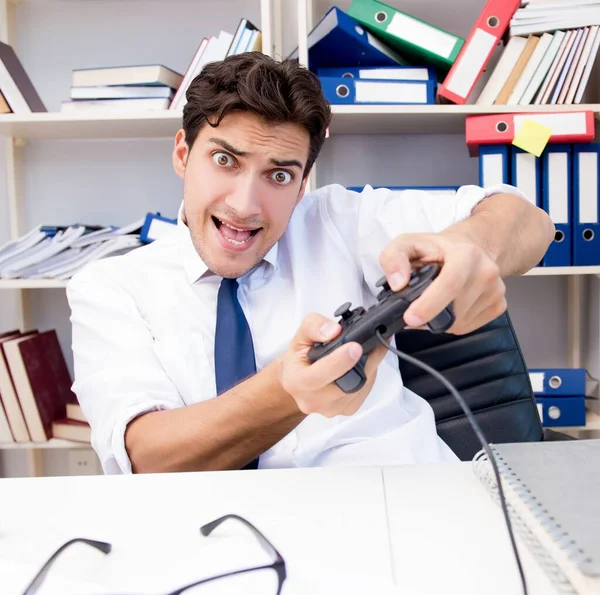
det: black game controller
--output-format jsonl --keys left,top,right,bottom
{"left": 306, "top": 263, "right": 455, "bottom": 393}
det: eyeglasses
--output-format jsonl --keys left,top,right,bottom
{"left": 22, "top": 513, "right": 286, "bottom": 595}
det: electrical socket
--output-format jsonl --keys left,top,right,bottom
{"left": 68, "top": 449, "right": 100, "bottom": 476}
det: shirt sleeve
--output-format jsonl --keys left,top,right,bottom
{"left": 66, "top": 261, "right": 185, "bottom": 475}
{"left": 349, "top": 182, "right": 530, "bottom": 295}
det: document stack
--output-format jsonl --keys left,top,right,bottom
{"left": 528, "top": 367, "right": 589, "bottom": 427}
{"left": 0, "top": 218, "right": 146, "bottom": 281}
{"left": 466, "top": 110, "right": 600, "bottom": 268}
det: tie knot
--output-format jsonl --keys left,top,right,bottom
{"left": 220, "top": 277, "right": 239, "bottom": 291}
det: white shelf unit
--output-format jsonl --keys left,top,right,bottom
{"left": 0, "top": 438, "right": 91, "bottom": 450}
{"left": 0, "top": 0, "right": 599, "bottom": 474}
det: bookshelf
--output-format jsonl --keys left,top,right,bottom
{"left": 1, "top": 103, "right": 599, "bottom": 139}
{"left": 0, "top": 267, "right": 598, "bottom": 292}
{"left": 0, "top": 0, "right": 599, "bottom": 476}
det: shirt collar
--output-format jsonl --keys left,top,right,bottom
{"left": 177, "top": 201, "right": 279, "bottom": 285}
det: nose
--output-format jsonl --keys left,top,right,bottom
{"left": 224, "top": 173, "right": 262, "bottom": 219}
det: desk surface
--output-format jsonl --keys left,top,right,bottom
{"left": 0, "top": 463, "right": 559, "bottom": 595}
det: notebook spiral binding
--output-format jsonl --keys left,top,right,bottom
{"left": 473, "top": 446, "right": 580, "bottom": 595}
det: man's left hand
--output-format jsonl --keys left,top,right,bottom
{"left": 379, "top": 230, "right": 507, "bottom": 336}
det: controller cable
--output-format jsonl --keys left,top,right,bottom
{"left": 375, "top": 330, "right": 528, "bottom": 595}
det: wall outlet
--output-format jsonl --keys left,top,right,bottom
{"left": 68, "top": 449, "right": 100, "bottom": 476}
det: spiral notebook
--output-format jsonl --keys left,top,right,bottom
{"left": 472, "top": 439, "right": 600, "bottom": 595}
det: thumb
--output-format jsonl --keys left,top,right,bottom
{"left": 292, "top": 312, "right": 341, "bottom": 351}
{"left": 379, "top": 234, "right": 441, "bottom": 292}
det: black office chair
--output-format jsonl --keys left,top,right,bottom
{"left": 394, "top": 310, "right": 573, "bottom": 461}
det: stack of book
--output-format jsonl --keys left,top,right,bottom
{"left": 294, "top": 0, "right": 599, "bottom": 107}
{"left": 62, "top": 16, "right": 262, "bottom": 114}
{"left": 61, "top": 64, "right": 183, "bottom": 114}
{"left": 441, "top": 0, "right": 600, "bottom": 105}
{"left": 0, "top": 328, "right": 90, "bottom": 444}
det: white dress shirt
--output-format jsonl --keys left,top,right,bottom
{"left": 67, "top": 182, "right": 528, "bottom": 474}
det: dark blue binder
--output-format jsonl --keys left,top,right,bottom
{"left": 542, "top": 144, "right": 572, "bottom": 267}
{"left": 528, "top": 368, "right": 586, "bottom": 396}
{"left": 478, "top": 145, "right": 510, "bottom": 188}
{"left": 289, "top": 7, "right": 407, "bottom": 71}
{"left": 535, "top": 395, "right": 586, "bottom": 427}
{"left": 320, "top": 76, "right": 435, "bottom": 104}
{"left": 572, "top": 143, "right": 600, "bottom": 266}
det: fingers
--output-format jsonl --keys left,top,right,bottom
{"left": 379, "top": 235, "right": 442, "bottom": 292}
{"left": 449, "top": 279, "right": 507, "bottom": 335}
{"left": 402, "top": 248, "right": 470, "bottom": 328}
{"left": 297, "top": 341, "right": 364, "bottom": 393}
{"left": 363, "top": 343, "right": 389, "bottom": 376}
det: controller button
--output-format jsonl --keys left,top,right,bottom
{"left": 334, "top": 302, "right": 354, "bottom": 319}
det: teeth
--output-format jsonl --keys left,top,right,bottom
{"left": 223, "top": 236, "right": 251, "bottom": 245}
{"left": 222, "top": 220, "right": 254, "bottom": 232}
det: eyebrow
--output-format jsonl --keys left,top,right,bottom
{"left": 208, "top": 137, "right": 303, "bottom": 170}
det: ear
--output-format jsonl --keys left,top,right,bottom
{"left": 172, "top": 129, "right": 189, "bottom": 179}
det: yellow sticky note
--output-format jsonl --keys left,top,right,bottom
{"left": 512, "top": 119, "right": 553, "bottom": 157}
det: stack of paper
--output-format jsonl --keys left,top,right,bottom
{"left": 0, "top": 218, "right": 145, "bottom": 280}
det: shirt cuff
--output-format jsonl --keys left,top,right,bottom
{"left": 101, "top": 401, "right": 182, "bottom": 475}
{"left": 453, "top": 183, "right": 531, "bottom": 226}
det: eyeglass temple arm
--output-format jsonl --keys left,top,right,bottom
{"left": 200, "top": 514, "right": 284, "bottom": 562}
{"left": 22, "top": 538, "right": 111, "bottom": 595}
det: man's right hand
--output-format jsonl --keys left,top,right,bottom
{"left": 276, "top": 313, "right": 389, "bottom": 418}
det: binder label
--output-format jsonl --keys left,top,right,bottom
{"left": 548, "top": 152, "right": 570, "bottom": 223}
{"left": 386, "top": 13, "right": 457, "bottom": 59}
{"left": 445, "top": 28, "right": 496, "bottom": 96}
{"left": 579, "top": 152, "right": 599, "bottom": 223}
{"left": 530, "top": 372, "right": 544, "bottom": 392}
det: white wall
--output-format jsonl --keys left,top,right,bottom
{"left": 0, "top": 0, "right": 595, "bottom": 476}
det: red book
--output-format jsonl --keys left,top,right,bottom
{"left": 439, "top": 0, "right": 521, "bottom": 104}
{"left": 0, "top": 331, "right": 38, "bottom": 442}
{"left": 3, "top": 330, "right": 73, "bottom": 441}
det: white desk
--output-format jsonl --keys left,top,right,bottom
{"left": 0, "top": 463, "right": 558, "bottom": 595}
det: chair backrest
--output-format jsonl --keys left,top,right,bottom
{"left": 394, "top": 311, "right": 543, "bottom": 461}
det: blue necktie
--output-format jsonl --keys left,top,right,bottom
{"left": 214, "top": 277, "right": 259, "bottom": 470}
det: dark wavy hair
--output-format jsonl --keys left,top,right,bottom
{"left": 182, "top": 52, "right": 332, "bottom": 179}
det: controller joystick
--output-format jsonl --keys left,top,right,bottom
{"left": 306, "top": 263, "right": 455, "bottom": 393}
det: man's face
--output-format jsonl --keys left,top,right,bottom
{"left": 172, "top": 111, "right": 310, "bottom": 279}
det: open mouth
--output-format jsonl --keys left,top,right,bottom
{"left": 212, "top": 216, "right": 262, "bottom": 246}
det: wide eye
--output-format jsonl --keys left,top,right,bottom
{"left": 271, "top": 170, "right": 292, "bottom": 185}
{"left": 212, "top": 152, "right": 235, "bottom": 167}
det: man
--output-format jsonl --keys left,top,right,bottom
{"left": 67, "top": 52, "right": 554, "bottom": 475}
